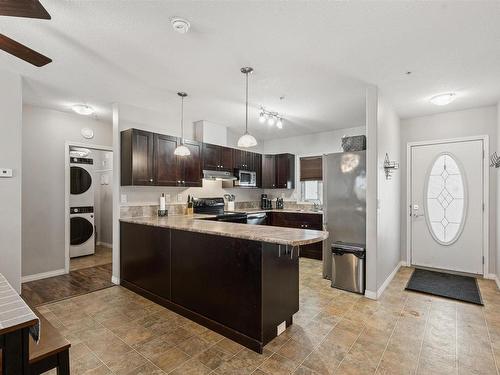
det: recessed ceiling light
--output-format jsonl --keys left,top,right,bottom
{"left": 72, "top": 104, "right": 95, "bottom": 115}
{"left": 171, "top": 17, "right": 190, "bottom": 34}
{"left": 430, "top": 93, "right": 456, "bottom": 106}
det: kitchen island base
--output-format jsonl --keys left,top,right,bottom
{"left": 120, "top": 222, "right": 300, "bottom": 353}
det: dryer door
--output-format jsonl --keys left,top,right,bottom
{"left": 70, "top": 216, "right": 94, "bottom": 245}
{"left": 71, "top": 166, "right": 92, "bottom": 195}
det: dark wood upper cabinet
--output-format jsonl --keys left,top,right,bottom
{"left": 202, "top": 143, "right": 234, "bottom": 172}
{"left": 155, "top": 134, "right": 179, "bottom": 186}
{"left": 121, "top": 128, "right": 155, "bottom": 186}
{"left": 276, "top": 153, "right": 295, "bottom": 189}
{"left": 300, "top": 156, "right": 322, "bottom": 181}
{"left": 262, "top": 154, "right": 276, "bottom": 189}
{"left": 180, "top": 140, "right": 202, "bottom": 187}
{"left": 121, "top": 129, "right": 202, "bottom": 187}
{"left": 220, "top": 147, "right": 233, "bottom": 171}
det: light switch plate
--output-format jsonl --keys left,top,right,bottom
{"left": 177, "top": 194, "right": 183, "bottom": 202}
{"left": 0, "top": 168, "right": 13, "bottom": 178}
{"left": 121, "top": 194, "right": 127, "bottom": 203}
{"left": 277, "top": 321, "right": 286, "bottom": 336}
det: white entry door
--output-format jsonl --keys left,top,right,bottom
{"left": 410, "top": 139, "right": 484, "bottom": 274}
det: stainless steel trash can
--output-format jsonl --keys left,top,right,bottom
{"left": 331, "top": 242, "right": 365, "bottom": 294}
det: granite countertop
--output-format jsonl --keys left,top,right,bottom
{"left": 236, "top": 208, "right": 323, "bottom": 215}
{"left": 120, "top": 214, "right": 328, "bottom": 246}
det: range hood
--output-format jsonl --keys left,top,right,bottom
{"left": 203, "top": 169, "right": 237, "bottom": 181}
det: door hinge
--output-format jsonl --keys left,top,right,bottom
{"left": 483, "top": 202, "right": 485, "bottom": 211}
{"left": 483, "top": 256, "right": 485, "bottom": 265}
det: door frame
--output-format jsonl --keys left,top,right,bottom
{"left": 406, "top": 135, "right": 489, "bottom": 276}
{"left": 64, "top": 141, "right": 113, "bottom": 274}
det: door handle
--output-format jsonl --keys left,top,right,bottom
{"left": 413, "top": 213, "right": 424, "bottom": 218}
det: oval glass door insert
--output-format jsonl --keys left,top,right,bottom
{"left": 425, "top": 153, "right": 467, "bottom": 245}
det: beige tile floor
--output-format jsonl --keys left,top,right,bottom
{"left": 70, "top": 245, "right": 113, "bottom": 271}
{"left": 39, "top": 259, "right": 500, "bottom": 375}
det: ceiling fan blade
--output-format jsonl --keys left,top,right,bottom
{"left": 0, "top": 33, "right": 51, "bottom": 66}
{"left": 0, "top": 0, "right": 50, "bottom": 20}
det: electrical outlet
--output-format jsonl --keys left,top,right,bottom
{"left": 177, "top": 194, "right": 183, "bottom": 202}
{"left": 0, "top": 168, "right": 13, "bottom": 178}
{"left": 277, "top": 321, "right": 286, "bottom": 336}
{"left": 121, "top": 194, "right": 127, "bottom": 203}
{"left": 164, "top": 194, "right": 171, "bottom": 203}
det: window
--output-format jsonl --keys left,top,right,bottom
{"left": 301, "top": 180, "right": 323, "bottom": 202}
{"left": 425, "top": 153, "right": 466, "bottom": 245}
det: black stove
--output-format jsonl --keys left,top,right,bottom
{"left": 193, "top": 197, "right": 247, "bottom": 223}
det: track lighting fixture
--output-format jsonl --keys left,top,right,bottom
{"left": 258, "top": 107, "right": 284, "bottom": 129}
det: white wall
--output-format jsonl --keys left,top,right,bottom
{"left": 376, "top": 96, "right": 401, "bottom": 291}
{"left": 22, "top": 105, "right": 112, "bottom": 278}
{"left": 365, "top": 86, "right": 378, "bottom": 298}
{"left": 262, "top": 126, "right": 366, "bottom": 201}
{"left": 497, "top": 101, "right": 500, "bottom": 283}
{"left": 400, "top": 106, "right": 497, "bottom": 276}
{"left": 0, "top": 70, "right": 22, "bottom": 292}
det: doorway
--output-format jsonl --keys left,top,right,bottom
{"left": 407, "top": 137, "right": 488, "bottom": 275}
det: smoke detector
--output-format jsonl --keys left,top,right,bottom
{"left": 171, "top": 17, "right": 190, "bottom": 34}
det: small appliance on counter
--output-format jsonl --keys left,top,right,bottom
{"left": 224, "top": 194, "right": 236, "bottom": 211}
{"left": 276, "top": 197, "right": 284, "bottom": 209}
{"left": 261, "top": 194, "right": 272, "bottom": 210}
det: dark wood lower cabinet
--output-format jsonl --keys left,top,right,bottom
{"left": 120, "top": 222, "right": 299, "bottom": 353}
{"left": 268, "top": 212, "right": 323, "bottom": 260}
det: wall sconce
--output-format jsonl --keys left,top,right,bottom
{"left": 383, "top": 153, "right": 399, "bottom": 180}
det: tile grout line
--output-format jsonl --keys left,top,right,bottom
{"left": 373, "top": 294, "right": 410, "bottom": 374}
{"left": 413, "top": 299, "right": 433, "bottom": 375}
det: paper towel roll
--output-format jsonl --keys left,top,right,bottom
{"left": 160, "top": 194, "right": 166, "bottom": 211}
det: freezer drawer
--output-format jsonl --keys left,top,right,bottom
{"left": 331, "top": 243, "right": 365, "bottom": 294}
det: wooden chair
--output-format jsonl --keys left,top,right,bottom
{"left": 1, "top": 312, "right": 71, "bottom": 375}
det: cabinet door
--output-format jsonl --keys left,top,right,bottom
{"left": 202, "top": 143, "right": 221, "bottom": 170}
{"left": 130, "top": 129, "right": 155, "bottom": 185}
{"left": 254, "top": 153, "right": 262, "bottom": 187}
{"left": 181, "top": 140, "right": 202, "bottom": 187}
{"left": 154, "top": 134, "right": 179, "bottom": 186}
{"left": 120, "top": 222, "right": 171, "bottom": 300}
{"left": 276, "top": 154, "right": 295, "bottom": 189}
{"left": 233, "top": 149, "right": 243, "bottom": 169}
{"left": 220, "top": 147, "right": 234, "bottom": 171}
{"left": 262, "top": 154, "right": 276, "bottom": 188}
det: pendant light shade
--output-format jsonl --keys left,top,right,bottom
{"left": 174, "top": 92, "right": 190, "bottom": 156}
{"left": 237, "top": 67, "right": 258, "bottom": 148}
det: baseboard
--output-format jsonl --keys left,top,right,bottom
{"left": 97, "top": 241, "right": 113, "bottom": 248}
{"left": 364, "top": 290, "right": 377, "bottom": 300}
{"left": 484, "top": 273, "right": 500, "bottom": 289}
{"left": 365, "top": 261, "right": 404, "bottom": 300}
{"left": 22, "top": 268, "right": 66, "bottom": 283}
{"left": 111, "top": 275, "right": 120, "bottom": 285}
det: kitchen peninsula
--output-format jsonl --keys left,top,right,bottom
{"left": 120, "top": 214, "right": 328, "bottom": 353}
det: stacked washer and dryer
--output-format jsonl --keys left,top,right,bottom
{"left": 69, "top": 156, "right": 96, "bottom": 258}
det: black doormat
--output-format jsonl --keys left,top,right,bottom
{"left": 405, "top": 268, "right": 483, "bottom": 305}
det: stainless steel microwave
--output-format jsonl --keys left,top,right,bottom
{"left": 234, "top": 169, "right": 257, "bottom": 187}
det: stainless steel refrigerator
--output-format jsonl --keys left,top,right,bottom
{"left": 322, "top": 151, "right": 366, "bottom": 279}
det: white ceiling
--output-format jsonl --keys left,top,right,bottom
{"left": 1, "top": 1, "right": 500, "bottom": 139}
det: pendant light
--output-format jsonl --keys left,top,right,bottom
{"left": 174, "top": 92, "right": 190, "bottom": 156}
{"left": 237, "top": 67, "right": 258, "bottom": 148}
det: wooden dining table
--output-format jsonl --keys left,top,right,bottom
{"left": 0, "top": 273, "right": 40, "bottom": 375}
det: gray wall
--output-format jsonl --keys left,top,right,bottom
{"left": 93, "top": 150, "right": 113, "bottom": 246}
{"left": 22, "top": 105, "right": 112, "bottom": 278}
{"left": 376, "top": 95, "right": 401, "bottom": 290}
{"left": 400, "top": 105, "right": 497, "bottom": 275}
{"left": 0, "top": 70, "right": 22, "bottom": 292}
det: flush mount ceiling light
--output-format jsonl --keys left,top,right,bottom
{"left": 171, "top": 17, "right": 190, "bottom": 34}
{"left": 237, "top": 67, "right": 258, "bottom": 148}
{"left": 259, "top": 107, "right": 283, "bottom": 129}
{"left": 72, "top": 104, "right": 94, "bottom": 116}
{"left": 430, "top": 92, "right": 456, "bottom": 106}
{"left": 174, "top": 92, "right": 190, "bottom": 156}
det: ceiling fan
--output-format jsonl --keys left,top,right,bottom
{"left": 0, "top": 0, "right": 52, "bottom": 66}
